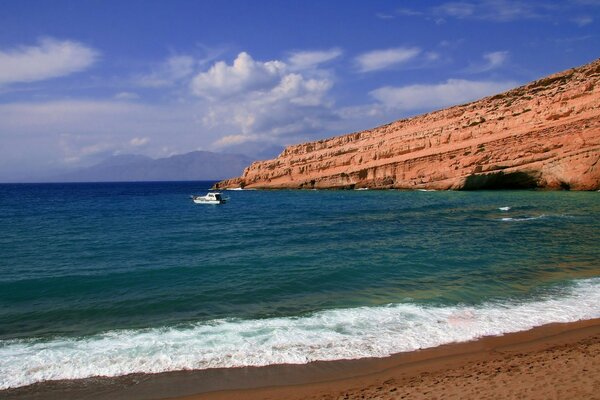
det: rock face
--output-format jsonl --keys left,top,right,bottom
{"left": 215, "top": 59, "right": 600, "bottom": 191}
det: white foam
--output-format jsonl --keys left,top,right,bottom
{"left": 500, "top": 214, "right": 546, "bottom": 221}
{"left": 499, "top": 206, "right": 511, "bottom": 211}
{"left": 1, "top": 278, "right": 599, "bottom": 390}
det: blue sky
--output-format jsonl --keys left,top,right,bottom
{"left": 0, "top": 0, "right": 598, "bottom": 180}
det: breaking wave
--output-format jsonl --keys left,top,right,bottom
{"left": 1, "top": 278, "right": 599, "bottom": 390}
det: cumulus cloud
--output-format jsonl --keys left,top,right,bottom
{"left": 191, "top": 52, "right": 286, "bottom": 99}
{"left": 136, "top": 55, "right": 195, "bottom": 87}
{"left": 0, "top": 38, "right": 98, "bottom": 86}
{"left": 191, "top": 52, "right": 337, "bottom": 148}
{"left": 203, "top": 72, "right": 334, "bottom": 138}
{"left": 355, "top": 47, "right": 422, "bottom": 72}
{"left": 370, "top": 79, "right": 517, "bottom": 111}
{"left": 288, "top": 48, "right": 343, "bottom": 69}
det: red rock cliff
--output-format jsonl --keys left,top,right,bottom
{"left": 214, "top": 59, "right": 600, "bottom": 190}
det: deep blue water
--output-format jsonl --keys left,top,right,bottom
{"left": 0, "top": 182, "right": 599, "bottom": 388}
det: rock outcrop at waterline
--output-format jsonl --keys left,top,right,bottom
{"left": 214, "top": 59, "right": 600, "bottom": 191}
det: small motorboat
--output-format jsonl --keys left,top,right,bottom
{"left": 191, "top": 192, "right": 226, "bottom": 204}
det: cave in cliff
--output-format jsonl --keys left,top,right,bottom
{"left": 461, "top": 171, "right": 541, "bottom": 190}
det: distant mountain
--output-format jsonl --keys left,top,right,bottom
{"left": 93, "top": 154, "right": 153, "bottom": 168}
{"left": 51, "top": 151, "right": 256, "bottom": 182}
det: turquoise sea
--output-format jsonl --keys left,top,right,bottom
{"left": 1, "top": 181, "right": 599, "bottom": 389}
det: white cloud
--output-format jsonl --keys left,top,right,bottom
{"left": 433, "top": 1, "right": 545, "bottom": 22}
{"left": 466, "top": 50, "right": 509, "bottom": 73}
{"left": 375, "top": 13, "right": 396, "bottom": 19}
{"left": 0, "top": 38, "right": 98, "bottom": 86}
{"left": 396, "top": 8, "right": 424, "bottom": 16}
{"left": 189, "top": 52, "right": 337, "bottom": 148}
{"left": 130, "top": 137, "right": 150, "bottom": 146}
{"left": 370, "top": 79, "right": 517, "bottom": 111}
{"left": 483, "top": 51, "right": 509, "bottom": 69}
{"left": 60, "top": 135, "right": 115, "bottom": 164}
{"left": 213, "top": 134, "right": 260, "bottom": 148}
{"left": 136, "top": 55, "right": 195, "bottom": 87}
{"left": 0, "top": 47, "right": 341, "bottom": 172}
{"left": 203, "top": 71, "right": 334, "bottom": 143}
{"left": 425, "top": 51, "right": 441, "bottom": 61}
{"left": 114, "top": 91, "right": 140, "bottom": 100}
{"left": 572, "top": 15, "right": 593, "bottom": 26}
{"left": 191, "top": 52, "right": 286, "bottom": 99}
{"left": 355, "top": 47, "right": 421, "bottom": 72}
{"left": 0, "top": 100, "right": 200, "bottom": 169}
{"left": 435, "top": 2, "right": 475, "bottom": 18}
{"left": 382, "top": 2, "right": 550, "bottom": 23}
{"left": 336, "top": 104, "right": 385, "bottom": 120}
{"left": 288, "top": 48, "right": 343, "bottom": 70}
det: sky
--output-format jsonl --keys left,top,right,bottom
{"left": 0, "top": 0, "right": 598, "bottom": 181}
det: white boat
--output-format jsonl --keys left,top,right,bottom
{"left": 191, "top": 192, "right": 226, "bottom": 204}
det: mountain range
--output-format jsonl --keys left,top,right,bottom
{"left": 51, "top": 151, "right": 257, "bottom": 182}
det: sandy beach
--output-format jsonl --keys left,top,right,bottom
{"left": 179, "top": 318, "right": 600, "bottom": 400}
{"left": 3, "top": 318, "right": 598, "bottom": 400}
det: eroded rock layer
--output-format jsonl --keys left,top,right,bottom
{"left": 215, "top": 59, "right": 600, "bottom": 190}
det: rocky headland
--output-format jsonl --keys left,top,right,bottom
{"left": 214, "top": 59, "right": 600, "bottom": 191}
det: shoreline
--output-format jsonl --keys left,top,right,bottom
{"left": 3, "top": 318, "right": 599, "bottom": 400}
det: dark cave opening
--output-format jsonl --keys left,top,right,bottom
{"left": 462, "top": 171, "right": 540, "bottom": 190}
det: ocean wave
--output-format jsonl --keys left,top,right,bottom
{"left": 500, "top": 214, "right": 546, "bottom": 221}
{"left": 498, "top": 206, "right": 511, "bottom": 211}
{"left": 499, "top": 213, "right": 577, "bottom": 222}
{"left": 1, "top": 278, "right": 599, "bottom": 390}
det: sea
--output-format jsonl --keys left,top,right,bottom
{"left": 1, "top": 181, "right": 599, "bottom": 390}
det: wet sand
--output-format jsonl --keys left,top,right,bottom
{"left": 3, "top": 319, "right": 599, "bottom": 400}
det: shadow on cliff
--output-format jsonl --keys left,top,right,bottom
{"left": 462, "top": 171, "right": 541, "bottom": 190}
